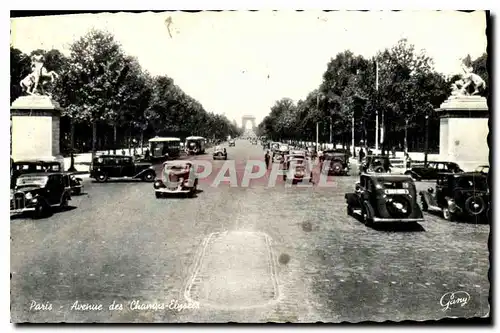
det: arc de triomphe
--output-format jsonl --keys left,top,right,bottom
{"left": 241, "top": 115, "right": 256, "bottom": 131}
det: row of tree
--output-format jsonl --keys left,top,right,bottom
{"left": 256, "top": 39, "right": 487, "bottom": 153}
{"left": 11, "top": 29, "right": 242, "bottom": 156}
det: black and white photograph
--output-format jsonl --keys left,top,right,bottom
{"left": 8, "top": 9, "right": 491, "bottom": 324}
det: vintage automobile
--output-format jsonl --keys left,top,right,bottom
{"left": 153, "top": 160, "right": 199, "bottom": 198}
{"left": 321, "top": 150, "right": 350, "bottom": 176}
{"left": 282, "top": 150, "right": 307, "bottom": 169}
{"left": 228, "top": 139, "right": 236, "bottom": 147}
{"left": 185, "top": 136, "right": 206, "bottom": 155}
{"left": 345, "top": 174, "right": 425, "bottom": 226}
{"left": 419, "top": 172, "right": 490, "bottom": 222}
{"left": 283, "top": 158, "right": 313, "bottom": 183}
{"left": 90, "top": 155, "right": 156, "bottom": 183}
{"left": 213, "top": 146, "right": 228, "bottom": 160}
{"left": 359, "top": 155, "right": 392, "bottom": 174}
{"left": 10, "top": 172, "right": 72, "bottom": 219}
{"left": 405, "top": 161, "right": 463, "bottom": 181}
{"left": 11, "top": 159, "right": 83, "bottom": 195}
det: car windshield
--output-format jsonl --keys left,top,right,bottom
{"left": 456, "top": 176, "right": 488, "bottom": 190}
{"left": 16, "top": 175, "right": 48, "bottom": 187}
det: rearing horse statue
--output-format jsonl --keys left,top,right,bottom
{"left": 451, "top": 64, "right": 486, "bottom": 96}
{"left": 20, "top": 54, "right": 59, "bottom": 96}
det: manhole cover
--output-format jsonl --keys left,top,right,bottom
{"left": 184, "top": 231, "right": 280, "bottom": 310}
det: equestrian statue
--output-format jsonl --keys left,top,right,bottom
{"left": 20, "top": 54, "right": 59, "bottom": 96}
{"left": 450, "top": 64, "right": 486, "bottom": 97}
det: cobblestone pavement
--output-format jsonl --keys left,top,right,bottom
{"left": 10, "top": 139, "right": 490, "bottom": 323}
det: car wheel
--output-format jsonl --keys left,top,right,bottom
{"left": 374, "top": 166, "right": 385, "bottom": 173}
{"left": 283, "top": 175, "right": 287, "bottom": 181}
{"left": 331, "top": 162, "right": 343, "bottom": 175}
{"left": 362, "top": 205, "right": 373, "bottom": 226}
{"left": 73, "top": 187, "right": 82, "bottom": 196}
{"left": 188, "top": 184, "right": 197, "bottom": 198}
{"left": 155, "top": 192, "right": 163, "bottom": 199}
{"left": 420, "top": 197, "right": 428, "bottom": 212}
{"left": 143, "top": 172, "right": 155, "bottom": 182}
{"left": 33, "top": 202, "right": 49, "bottom": 219}
{"left": 60, "top": 194, "right": 69, "bottom": 209}
{"left": 442, "top": 207, "right": 454, "bottom": 221}
{"left": 96, "top": 172, "right": 108, "bottom": 183}
{"left": 347, "top": 205, "right": 353, "bottom": 216}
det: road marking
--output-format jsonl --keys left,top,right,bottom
{"left": 425, "top": 282, "right": 431, "bottom": 286}
{"left": 373, "top": 280, "right": 379, "bottom": 284}
{"left": 42, "top": 272, "right": 46, "bottom": 275}
{"left": 89, "top": 274, "right": 94, "bottom": 277}
{"left": 78, "top": 241, "right": 82, "bottom": 244}
{"left": 391, "top": 281, "right": 396, "bottom": 285}
{"left": 408, "top": 282, "right": 413, "bottom": 285}
{"left": 357, "top": 280, "right": 362, "bottom": 283}
{"left": 339, "top": 279, "right": 345, "bottom": 283}
{"left": 442, "top": 283, "right": 447, "bottom": 287}
{"left": 102, "top": 241, "right": 106, "bottom": 244}
{"left": 475, "top": 285, "right": 481, "bottom": 288}
{"left": 59, "top": 273, "right": 64, "bottom": 276}
{"left": 120, "top": 274, "right": 125, "bottom": 277}
{"left": 152, "top": 274, "right": 156, "bottom": 277}
{"left": 459, "top": 284, "right": 465, "bottom": 287}
{"left": 137, "top": 274, "right": 141, "bottom": 277}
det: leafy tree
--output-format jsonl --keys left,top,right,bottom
{"left": 10, "top": 46, "right": 31, "bottom": 102}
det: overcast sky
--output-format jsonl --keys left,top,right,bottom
{"left": 11, "top": 11, "right": 487, "bottom": 125}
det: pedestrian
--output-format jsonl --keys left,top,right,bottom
{"left": 405, "top": 152, "right": 412, "bottom": 169}
{"left": 391, "top": 146, "right": 396, "bottom": 157}
{"left": 265, "top": 150, "right": 271, "bottom": 169}
{"left": 359, "top": 148, "right": 365, "bottom": 163}
{"left": 367, "top": 148, "right": 373, "bottom": 156}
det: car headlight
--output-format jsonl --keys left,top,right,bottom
{"left": 25, "top": 192, "right": 33, "bottom": 200}
{"left": 375, "top": 184, "right": 383, "bottom": 189}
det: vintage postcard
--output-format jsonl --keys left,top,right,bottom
{"left": 9, "top": 10, "right": 490, "bottom": 323}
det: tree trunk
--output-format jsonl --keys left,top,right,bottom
{"left": 68, "top": 119, "right": 77, "bottom": 172}
{"left": 140, "top": 130, "right": 144, "bottom": 155}
{"left": 113, "top": 124, "right": 117, "bottom": 154}
{"left": 128, "top": 123, "right": 132, "bottom": 155}
{"left": 91, "top": 121, "right": 97, "bottom": 159}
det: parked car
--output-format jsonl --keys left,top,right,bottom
{"left": 154, "top": 161, "right": 198, "bottom": 198}
{"left": 419, "top": 172, "right": 490, "bottom": 222}
{"left": 283, "top": 158, "right": 313, "bottom": 183}
{"left": 229, "top": 139, "right": 236, "bottom": 147}
{"left": 10, "top": 172, "right": 72, "bottom": 219}
{"left": 405, "top": 161, "right": 463, "bottom": 181}
{"left": 11, "top": 159, "right": 83, "bottom": 195}
{"left": 321, "top": 150, "right": 350, "bottom": 176}
{"left": 213, "top": 146, "right": 228, "bottom": 160}
{"left": 345, "top": 173, "right": 424, "bottom": 226}
{"left": 359, "top": 155, "right": 392, "bottom": 174}
{"left": 90, "top": 155, "right": 156, "bottom": 183}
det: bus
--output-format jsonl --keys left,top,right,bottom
{"left": 148, "top": 137, "right": 181, "bottom": 160}
{"left": 185, "top": 136, "right": 206, "bottom": 155}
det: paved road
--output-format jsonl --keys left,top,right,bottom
{"left": 11, "top": 139, "right": 490, "bottom": 323}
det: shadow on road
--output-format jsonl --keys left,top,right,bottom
{"left": 155, "top": 189, "right": 204, "bottom": 199}
{"left": 351, "top": 213, "right": 426, "bottom": 232}
{"left": 371, "top": 222, "right": 426, "bottom": 232}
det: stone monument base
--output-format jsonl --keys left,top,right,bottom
{"left": 436, "top": 95, "right": 489, "bottom": 172}
{"left": 10, "top": 95, "right": 64, "bottom": 165}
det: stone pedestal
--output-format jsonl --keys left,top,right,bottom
{"left": 10, "top": 95, "right": 64, "bottom": 165}
{"left": 436, "top": 95, "right": 489, "bottom": 172}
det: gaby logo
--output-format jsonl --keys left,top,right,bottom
{"left": 440, "top": 291, "right": 471, "bottom": 311}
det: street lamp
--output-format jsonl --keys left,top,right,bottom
{"left": 424, "top": 114, "right": 429, "bottom": 166}
{"left": 404, "top": 118, "right": 409, "bottom": 154}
